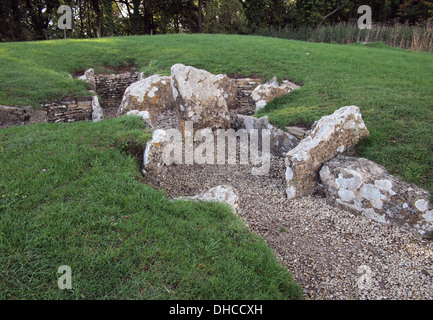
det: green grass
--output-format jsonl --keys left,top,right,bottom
{"left": 0, "top": 116, "right": 303, "bottom": 299}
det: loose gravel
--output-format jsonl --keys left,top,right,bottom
{"left": 144, "top": 111, "right": 433, "bottom": 300}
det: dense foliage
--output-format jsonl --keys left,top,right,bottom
{"left": 1, "top": 0, "right": 433, "bottom": 41}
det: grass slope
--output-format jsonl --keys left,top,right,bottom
{"left": 0, "top": 34, "right": 432, "bottom": 196}
{"left": 0, "top": 116, "right": 303, "bottom": 299}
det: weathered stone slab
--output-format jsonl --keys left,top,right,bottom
{"left": 174, "top": 185, "right": 240, "bottom": 213}
{"left": 117, "top": 75, "right": 175, "bottom": 127}
{"left": 285, "top": 106, "right": 369, "bottom": 199}
{"left": 79, "top": 68, "right": 96, "bottom": 90}
{"left": 92, "top": 96, "right": 103, "bottom": 122}
{"left": 285, "top": 126, "right": 311, "bottom": 139}
{"left": 320, "top": 155, "right": 433, "bottom": 237}
{"left": 142, "top": 128, "right": 183, "bottom": 181}
{"left": 217, "top": 76, "right": 237, "bottom": 110}
{"left": 252, "top": 77, "right": 300, "bottom": 112}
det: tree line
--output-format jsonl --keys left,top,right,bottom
{"left": 1, "top": 0, "right": 432, "bottom": 42}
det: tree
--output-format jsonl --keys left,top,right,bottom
{"left": 155, "top": 0, "right": 199, "bottom": 33}
{"left": 23, "top": 0, "right": 61, "bottom": 40}
{"left": 90, "top": 0, "right": 103, "bottom": 37}
{"left": 131, "top": 0, "right": 142, "bottom": 34}
{"left": 1, "top": 0, "right": 432, "bottom": 42}
{"left": 266, "top": 0, "right": 286, "bottom": 29}
{"left": 142, "top": 0, "right": 153, "bottom": 34}
{"left": 243, "top": 0, "right": 268, "bottom": 31}
{"left": 0, "top": 0, "right": 29, "bottom": 41}
{"left": 317, "top": 0, "right": 348, "bottom": 27}
{"left": 361, "top": 0, "right": 404, "bottom": 23}
{"left": 102, "top": 0, "right": 115, "bottom": 36}
{"left": 294, "top": 0, "right": 339, "bottom": 27}
{"left": 198, "top": 0, "right": 204, "bottom": 33}
{"left": 203, "top": 0, "right": 247, "bottom": 34}
{"left": 398, "top": 0, "right": 433, "bottom": 23}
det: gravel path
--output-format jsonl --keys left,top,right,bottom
{"left": 144, "top": 112, "right": 433, "bottom": 300}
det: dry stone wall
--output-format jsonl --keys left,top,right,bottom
{"left": 44, "top": 99, "right": 93, "bottom": 123}
{"left": 0, "top": 105, "right": 41, "bottom": 128}
{"left": 0, "top": 98, "right": 94, "bottom": 129}
{"left": 0, "top": 69, "right": 266, "bottom": 129}
{"left": 233, "top": 78, "right": 262, "bottom": 115}
{"left": 94, "top": 72, "right": 140, "bottom": 118}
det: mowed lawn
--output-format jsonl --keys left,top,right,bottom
{"left": 0, "top": 34, "right": 432, "bottom": 195}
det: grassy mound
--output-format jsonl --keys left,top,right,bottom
{"left": 0, "top": 116, "right": 303, "bottom": 299}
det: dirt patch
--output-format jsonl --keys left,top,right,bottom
{"left": 73, "top": 70, "right": 86, "bottom": 78}
{"left": 119, "top": 139, "right": 146, "bottom": 167}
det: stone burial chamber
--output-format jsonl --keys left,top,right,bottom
{"left": 116, "top": 64, "right": 433, "bottom": 238}
{"left": 119, "top": 63, "right": 301, "bottom": 179}
{"left": 3, "top": 61, "right": 431, "bottom": 239}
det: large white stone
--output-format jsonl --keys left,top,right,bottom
{"left": 174, "top": 185, "right": 240, "bottom": 213}
{"left": 252, "top": 77, "right": 300, "bottom": 112}
{"left": 171, "top": 64, "right": 231, "bottom": 136}
{"left": 91, "top": 96, "right": 103, "bottom": 122}
{"left": 78, "top": 68, "right": 95, "bottom": 90}
{"left": 320, "top": 155, "right": 433, "bottom": 238}
{"left": 231, "top": 114, "right": 298, "bottom": 157}
{"left": 285, "top": 106, "right": 369, "bottom": 199}
{"left": 117, "top": 74, "right": 175, "bottom": 127}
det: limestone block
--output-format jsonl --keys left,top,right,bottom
{"left": 320, "top": 155, "right": 433, "bottom": 237}
{"left": 285, "top": 106, "right": 369, "bottom": 199}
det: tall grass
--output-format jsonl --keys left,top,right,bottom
{"left": 255, "top": 22, "right": 433, "bottom": 51}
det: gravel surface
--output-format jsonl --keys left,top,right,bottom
{"left": 144, "top": 112, "right": 433, "bottom": 300}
